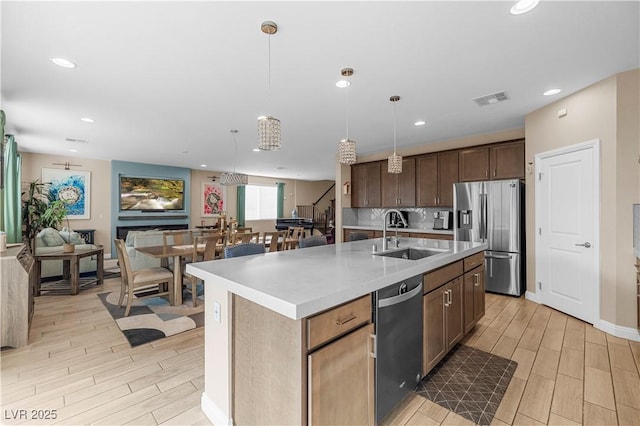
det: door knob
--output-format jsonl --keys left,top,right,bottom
{"left": 575, "top": 242, "right": 591, "bottom": 248}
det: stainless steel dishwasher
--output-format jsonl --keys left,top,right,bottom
{"left": 373, "top": 274, "right": 423, "bottom": 423}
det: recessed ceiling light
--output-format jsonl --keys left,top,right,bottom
{"left": 510, "top": 0, "right": 539, "bottom": 15}
{"left": 543, "top": 88, "right": 562, "bottom": 96}
{"left": 336, "top": 80, "right": 351, "bottom": 88}
{"left": 200, "top": 164, "right": 207, "bottom": 168}
{"left": 69, "top": 148, "right": 78, "bottom": 153}
{"left": 80, "top": 117, "right": 94, "bottom": 123}
{"left": 414, "top": 120, "right": 426, "bottom": 126}
{"left": 253, "top": 148, "right": 260, "bottom": 152}
{"left": 50, "top": 57, "right": 77, "bottom": 68}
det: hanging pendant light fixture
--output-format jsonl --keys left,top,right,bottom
{"left": 388, "top": 95, "right": 402, "bottom": 174}
{"left": 220, "top": 130, "right": 249, "bottom": 186}
{"left": 257, "top": 21, "right": 281, "bottom": 151}
{"left": 337, "top": 67, "right": 357, "bottom": 165}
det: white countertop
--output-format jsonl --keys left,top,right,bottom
{"left": 187, "top": 238, "right": 485, "bottom": 320}
{"left": 343, "top": 225, "right": 454, "bottom": 235}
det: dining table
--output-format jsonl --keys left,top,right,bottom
{"left": 135, "top": 244, "right": 207, "bottom": 306}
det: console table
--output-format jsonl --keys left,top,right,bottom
{"left": 34, "top": 246, "right": 104, "bottom": 295}
{"left": 1, "top": 244, "right": 36, "bottom": 348}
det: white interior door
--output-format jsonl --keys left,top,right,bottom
{"left": 535, "top": 140, "right": 599, "bottom": 324}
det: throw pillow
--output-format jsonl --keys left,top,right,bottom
{"left": 59, "top": 230, "right": 85, "bottom": 244}
{"left": 37, "top": 228, "right": 65, "bottom": 247}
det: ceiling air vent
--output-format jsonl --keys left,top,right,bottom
{"left": 65, "top": 138, "right": 88, "bottom": 144}
{"left": 473, "top": 91, "right": 510, "bottom": 107}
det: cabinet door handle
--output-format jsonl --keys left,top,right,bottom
{"left": 493, "top": 169, "right": 497, "bottom": 177}
{"left": 486, "top": 169, "right": 488, "bottom": 178}
{"left": 336, "top": 314, "right": 357, "bottom": 326}
{"left": 434, "top": 197, "right": 437, "bottom": 204}
{"left": 443, "top": 291, "right": 449, "bottom": 307}
{"left": 369, "top": 333, "right": 377, "bottom": 358}
{"left": 473, "top": 273, "right": 480, "bottom": 286}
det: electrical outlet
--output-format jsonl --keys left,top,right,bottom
{"left": 214, "top": 302, "right": 221, "bottom": 323}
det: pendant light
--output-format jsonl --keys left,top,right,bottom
{"left": 337, "top": 67, "right": 357, "bottom": 165}
{"left": 219, "top": 130, "right": 249, "bottom": 186}
{"left": 257, "top": 21, "right": 281, "bottom": 151}
{"left": 388, "top": 95, "right": 402, "bottom": 174}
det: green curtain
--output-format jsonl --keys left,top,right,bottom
{"left": 276, "top": 182, "right": 285, "bottom": 218}
{"left": 1, "top": 122, "right": 22, "bottom": 243}
{"left": 236, "top": 185, "right": 246, "bottom": 227}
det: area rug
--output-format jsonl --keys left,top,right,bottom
{"left": 415, "top": 345, "right": 517, "bottom": 425}
{"left": 98, "top": 285, "right": 205, "bottom": 347}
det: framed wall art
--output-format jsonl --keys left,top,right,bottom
{"left": 201, "top": 182, "right": 225, "bottom": 217}
{"left": 42, "top": 168, "right": 91, "bottom": 219}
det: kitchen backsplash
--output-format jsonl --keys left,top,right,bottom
{"left": 343, "top": 207, "right": 453, "bottom": 229}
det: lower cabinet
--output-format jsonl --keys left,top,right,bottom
{"left": 423, "top": 277, "right": 463, "bottom": 374}
{"left": 308, "top": 323, "right": 375, "bottom": 425}
{"left": 463, "top": 265, "right": 485, "bottom": 334}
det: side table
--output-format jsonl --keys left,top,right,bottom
{"left": 34, "top": 246, "right": 104, "bottom": 295}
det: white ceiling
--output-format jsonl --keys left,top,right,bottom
{"left": 2, "top": 1, "right": 639, "bottom": 181}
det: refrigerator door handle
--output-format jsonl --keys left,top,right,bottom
{"left": 485, "top": 253, "right": 513, "bottom": 259}
{"left": 480, "top": 193, "right": 488, "bottom": 240}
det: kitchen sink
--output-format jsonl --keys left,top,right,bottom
{"left": 374, "top": 247, "right": 449, "bottom": 260}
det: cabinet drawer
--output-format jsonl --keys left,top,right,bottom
{"left": 424, "top": 261, "right": 463, "bottom": 293}
{"left": 307, "top": 295, "right": 371, "bottom": 351}
{"left": 464, "top": 252, "right": 485, "bottom": 271}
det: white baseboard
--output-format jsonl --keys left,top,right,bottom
{"left": 525, "top": 290, "right": 541, "bottom": 304}
{"left": 523, "top": 291, "right": 639, "bottom": 342}
{"left": 595, "top": 319, "right": 640, "bottom": 342}
{"left": 201, "top": 392, "right": 233, "bottom": 426}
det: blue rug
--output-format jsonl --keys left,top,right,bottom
{"left": 97, "top": 285, "right": 205, "bottom": 347}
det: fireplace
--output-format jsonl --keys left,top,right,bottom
{"left": 116, "top": 224, "right": 189, "bottom": 241}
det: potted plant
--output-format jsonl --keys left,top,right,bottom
{"left": 41, "top": 199, "right": 74, "bottom": 252}
{"left": 21, "top": 180, "right": 73, "bottom": 252}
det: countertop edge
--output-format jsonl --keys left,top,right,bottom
{"left": 187, "top": 240, "right": 486, "bottom": 321}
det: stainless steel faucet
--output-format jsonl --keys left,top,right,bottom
{"left": 382, "top": 209, "right": 408, "bottom": 251}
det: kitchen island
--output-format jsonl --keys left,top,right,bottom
{"left": 186, "top": 237, "right": 486, "bottom": 425}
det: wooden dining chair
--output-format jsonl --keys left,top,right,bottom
{"left": 282, "top": 226, "right": 304, "bottom": 250}
{"left": 114, "top": 239, "right": 174, "bottom": 316}
{"left": 163, "top": 230, "right": 194, "bottom": 268}
{"left": 182, "top": 235, "right": 220, "bottom": 307}
{"left": 262, "top": 230, "right": 286, "bottom": 252}
{"left": 236, "top": 231, "right": 260, "bottom": 244}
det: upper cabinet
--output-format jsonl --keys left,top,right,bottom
{"left": 351, "top": 162, "right": 381, "bottom": 208}
{"left": 490, "top": 139, "right": 525, "bottom": 180}
{"left": 459, "top": 140, "right": 524, "bottom": 182}
{"left": 416, "top": 151, "right": 459, "bottom": 207}
{"left": 381, "top": 158, "right": 416, "bottom": 207}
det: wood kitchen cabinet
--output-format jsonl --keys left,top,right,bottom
{"left": 459, "top": 140, "right": 525, "bottom": 182}
{"left": 352, "top": 162, "right": 381, "bottom": 208}
{"left": 422, "top": 261, "right": 465, "bottom": 374}
{"left": 308, "top": 323, "right": 375, "bottom": 425}
{"left": 463, "top": 264, "right": 485, "bottom": 334}
{"left": 1, "top": 244, "right": 36, "bottom": 349}
{"left": 490, "top": 139, "right": 525, "bottom": 179}
{"left": 381, "top": 158, "right": 416, "bottom": 207}
{"left": 423, "top": 277, "right": 463, "bottom": 374}
{"left": 416, "top": 151, "right": 459, "bottom": 207}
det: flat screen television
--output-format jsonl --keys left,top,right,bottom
{"left": 119, "top": 176, "right": 185, "bottom": 211}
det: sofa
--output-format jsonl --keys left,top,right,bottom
{"left": 35, "top": 227, "right": 98, "bottom": 279}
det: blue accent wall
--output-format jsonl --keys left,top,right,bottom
{"left": 111, "top": 161, "right": 191, "bottom": 252}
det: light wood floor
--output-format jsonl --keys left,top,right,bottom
{"left": 1, "top": 278, "right": 639, "bottom": 425}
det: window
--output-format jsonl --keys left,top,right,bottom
{"left": 245, "top": 184, "right": 278, "bottom": 220}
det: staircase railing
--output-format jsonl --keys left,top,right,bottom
{"left": 297, "top": 183, "right": 335, "bottom": 235}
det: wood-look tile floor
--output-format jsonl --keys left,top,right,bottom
{"left": 2, "top": 279, "right": 639, "bottom": 425}
{"left": 384, "top": 293, "right": 640, "bottom": 426}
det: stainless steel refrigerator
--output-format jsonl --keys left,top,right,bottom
{"left": 454, "top": 179, "right": 525, "bottom": 296}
